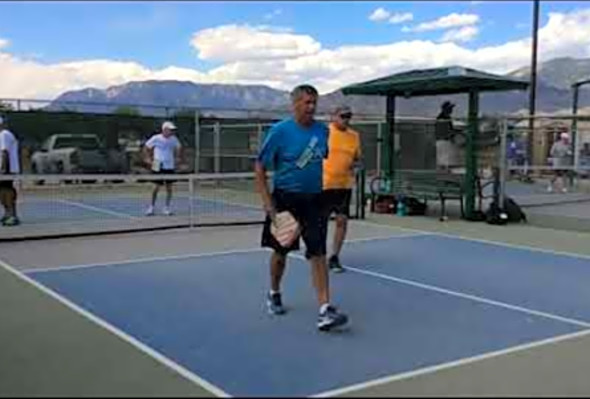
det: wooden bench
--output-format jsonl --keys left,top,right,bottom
{"left": 369, "top": 170, "right": 466, "bottom": 220}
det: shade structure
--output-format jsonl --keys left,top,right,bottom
{"left": 341, "top": 66, "right": 529, "bottom": 97}
{"left": 342, "top": 66, "right": 529, "bottom": 220}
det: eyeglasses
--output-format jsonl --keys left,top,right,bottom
{"left": 339, "top": 113, "right": 353, "bottom": 119}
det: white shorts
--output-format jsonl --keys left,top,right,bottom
{"left": 436, "top": 140, "right": 460, "bottom": 168}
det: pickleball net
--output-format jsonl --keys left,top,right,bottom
{"left": 0, "top": 170, "right": 366, "bottom": 241}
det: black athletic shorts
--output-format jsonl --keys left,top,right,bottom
{"left": 261, "top": 189, "right": 327, "bottom": 258}
{"left": 152, "top": 168, "right": 176, "bottom": 185}
{"left": 323, "top": 189, "right": 352, "bottom": 218}
{"left": 0, "top": 179, "right": 14, "bottom": 190}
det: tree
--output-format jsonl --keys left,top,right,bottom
{"left": 0, "top": 101, "right": 14, "bottom": 112}
{"left": 172, "top": 108, "right": 196, "bottom": 118}
{"left": 114, "top": 106, "right": 141, "bottom": 116}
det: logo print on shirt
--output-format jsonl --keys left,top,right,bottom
{"left": 296, "top": 136, "right": 323, "bottom": 169}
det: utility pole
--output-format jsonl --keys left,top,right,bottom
{"left": 527, "top": 0, "right": 540, "bottom": 168}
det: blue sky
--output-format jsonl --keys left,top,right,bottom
{"left": 1, "top": 1, "right": 589, "bottom": 98}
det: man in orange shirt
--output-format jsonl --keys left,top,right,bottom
{"left": 323, "top": 105, "right": 362, "bottom": 273}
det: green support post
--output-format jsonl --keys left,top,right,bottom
{"left": 386, "top": 95, "right": 396, "bottom": 180}
{"left": 465, "top": 90, "right": 479, "bottom": 219}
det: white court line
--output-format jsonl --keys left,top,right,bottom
{"left": 312, "top": 328, "right": 590, "bottom": 398}
{"left": 22, "top": 247, "right": 267, "bottom": 274}
{"left": 0, "top": 257, "right": 231, "bottom": 398}
{"left": 353, "top": 219, "right": 590, "bottom": 262}
{"left": 57, "top": 199, "right": 140, "bottom": 220}
{"left": 20, "top": 233, "right": 426, "bottom": 274}
{"left": 341, "top": 232, "right": 431, "bottom": 244}
{"left": 290, "top": 252, "right": 590, "bottom": 329}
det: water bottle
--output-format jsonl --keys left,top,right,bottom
{"left": 396, "top": 195, "right": 406, "bottom": 216}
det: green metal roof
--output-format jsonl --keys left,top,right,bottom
{"left": 341, "top": 66, "right": 529, "bottom": 97}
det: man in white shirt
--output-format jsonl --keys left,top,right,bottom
{"left": 0, "top": 116, "right": 21, "bottom": 226}
{"left": 548, "top": 132, "right": 573, "bottom": 193}
{"left": 143, "top": 121, "right": 182, "bottom": 216}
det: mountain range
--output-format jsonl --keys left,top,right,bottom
{"left": 49, "top": 57, "right": 590, "bottom": 119}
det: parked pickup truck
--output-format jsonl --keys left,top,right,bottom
{"left": 31, "top": 134, "right": 124, "bottom": 175}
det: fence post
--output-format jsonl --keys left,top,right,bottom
{"left": 194, "top": 110, "right": 200, "bottom": 174}
{"left": 214, "top": 121, "right": 221, "bottom": 174}
{"left": 573, "top": 115, "right": 581, "bottom": 178}
{"left": 377, "top": 121, "right": 383, "bottom": 177}
{"left": 257, "top": 123, "right": 264, "bottom": 151}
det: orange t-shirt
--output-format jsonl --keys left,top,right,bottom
{"left": 323, "top": 123, "right": 361, "bottom": 190}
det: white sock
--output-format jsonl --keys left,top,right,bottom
{"left": 320, "top": 303, "right": 331, "bottom": 314}
{"left": 270, "top": 289, "right": 280, "bottom": 295}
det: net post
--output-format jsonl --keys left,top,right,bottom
{"left": 214, "top": 121, "right": 221, "bottom": 174}
{"left": 189, "top": 174, "right": 195, "bottom": 229}
{"left": 499, "top": 117, "right": 508, "bottom": 207}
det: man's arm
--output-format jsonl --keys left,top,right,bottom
{"left": 0, "top": 150, "right": 8, "bottom": 174}
{"left": 143, "top": 145, "right": 154, "bottom": 167}
{"left": 255, "top": 126, "right": 279, "bottom": 220}
{"left": 143, "top": 136, "right": 156, "bottom": 167}
{"left": 0, "top": 135, "right": 8, "bottom": 173}
{"left": 255, "top": 161, "right": 275, "bottom": 220}
{"left": 351, "top": 132, "right": 363, "bottom": 172}
{"left": 175, "top": 139, "right": 183, "bottom": 168}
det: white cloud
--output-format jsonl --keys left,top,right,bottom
{"left": 369, "top": 7, "right": 390, "bottom": 22}
{"left": 406, "top": 13, "right": 480, "bottom": 32}
{"left": 1, "top": 9, "right": 590, "bottom": 99}
{"left": 389, "top": 13, "right": 414, "bottom": 24}
{"left": 440, "top": 26, "right": 479, "bottom": 43}
{"left": 264, "top": 9, "right": 282, "bottom": 20}
{"left": 190, "top": 24, "right": 321, "bottom": 62}
{"left": 369, "top": 8, "right": 412, "bottom": 24}
{"left": 0, "top": 38, "right": 9, "bottom": 49}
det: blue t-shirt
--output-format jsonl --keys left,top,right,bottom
{"left": 257, "top": 118, "right": 328, "bottom": 193}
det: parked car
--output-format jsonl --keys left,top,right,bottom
{"left": 31, "top": 134, "right": 124, "bottom": 175}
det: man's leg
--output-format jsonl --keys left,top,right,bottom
{"left": 7, "top": 186, "right": 17, "bottom": 218}
{"left": 548, "top": 172, "right": 557, "bottom": 192}
{"left": 309, "top": 254, "right": 330, "bottom": 306}
{"left": 165, "top": 182, "right": 173, "bottom": 206}
{"left": 303, "top": 201, "right": 348, "bottom": 331}
{"left": 328, "top": 190, "right": 351, "bottom": 273}
{"left": 1, "top": 184, "right": 19, "bottom": 225}
{"left": 0, "top": 187, "right": 8, "bottom": 220}
{"left": 330, "top": 214, "right": 348, "bottom": 262}
{"left": 163, "top": 182, "right": 174, "bottom": 215}
{"left": 146, "top": 183, "right": 160, "bottom": 215}
{"left": 270, "top": 251, "right": 287, "bottom": 293}
{"left": 261, "top": 192, "right": 297, "bottom": 316}
{"left": 267, "top": 251, "right": 288, "bottom": 315}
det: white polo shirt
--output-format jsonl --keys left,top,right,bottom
{"left": 145, "top": 133, "right": 181, "bottom": 171}
{"left": 0, "top": 129, "right": 20, "bottom": 174}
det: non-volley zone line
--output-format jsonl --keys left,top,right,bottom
{"left": 21, "top": 232, "right": 428, "bottom": 274}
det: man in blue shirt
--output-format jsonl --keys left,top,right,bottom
{"left": 254, "top": 84, "right": 348, "bottom": 332}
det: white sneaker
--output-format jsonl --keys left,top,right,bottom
{"left": 145, "top": 206, "right": 155, "bottom": 216}
{"left": 163, "top": 207, "right": 173, "bottom": 216}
